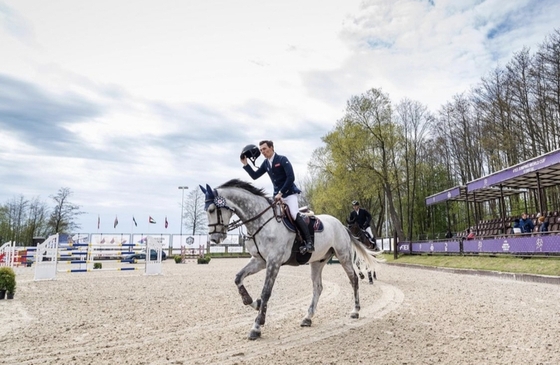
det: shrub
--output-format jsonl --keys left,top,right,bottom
{"left": 93, "top": 262, "right": 102, "bottom": 269}
{"left": 197, "top": 255, "right": 211, "bottom": 264}
{"left": 174, "top": 255, "right": 182, "bottom": 264}
{"left": 0, "top": 267, "right": 16, "bottom": 294}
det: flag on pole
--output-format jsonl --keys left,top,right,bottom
{"left": 133, "top": 216, "right": 137, "bottom": 227}
{"left": 165, "top": 216, "right": 168, "bottom": 229}
{"left": 149, "top": 216, "right": 156, "bottom": 224}
{"left": 114, "top": 216, "right": 119, "bottom": 228}
{"left": 97, "top": 215, "right": 100, "bottom": 230}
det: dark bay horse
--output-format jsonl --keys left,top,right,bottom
{"left": 347, "top": 220, "right": 379, "bottom": 284}
{"left": 200, "top": 179, "right": 383, "bottom": 340}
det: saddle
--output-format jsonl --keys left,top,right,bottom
{"left": 281, "top": 212, "right": 324, "bottom": 233}
{"left": 348, "top": 222, "right": 377, "bottom": 250}
{"left": 280, "top": 206, "right": 324, "bottom": 266}
{"left": 363, "top": 232, "right": 378, "bottom": 250}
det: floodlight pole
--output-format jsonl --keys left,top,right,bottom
{"left": 178, "top": 186, "right": 188, "bottom": 256}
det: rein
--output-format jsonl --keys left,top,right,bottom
{"left": 228, "top": 201, "right": 278, "bottom": 234}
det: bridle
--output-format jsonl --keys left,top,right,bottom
{"left": 205, "top": 190, "right": 281, "bottom": 239}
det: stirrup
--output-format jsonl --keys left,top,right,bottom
{"left": 299, "top": 242, "right": 314, "bottom": 254}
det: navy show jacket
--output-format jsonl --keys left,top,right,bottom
{"left": 243, "top": 153, "right": 301, "bottom": 197}
{"left": 349, "top": 208, "right": 372, "bottom": 229}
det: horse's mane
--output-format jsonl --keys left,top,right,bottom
{"left": 218, "top": 179, "right": 269, "bottom": 198}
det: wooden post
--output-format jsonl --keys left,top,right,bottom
{"left": 393, "top": 230, "right": 398, "bottom": 260}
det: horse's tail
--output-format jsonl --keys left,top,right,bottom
{"left": 346, "top": 227, "right": 385, "bottom": 272}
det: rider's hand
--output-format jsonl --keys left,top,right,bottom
{"left": 274, "top": 192, "right": 283, "bottom": 201}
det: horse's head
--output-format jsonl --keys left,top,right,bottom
{"left": 346, "top": 216, "right": 360, "bottom": 234}
{"left": 200, "top": 184, "right": 236, "bottom": 244}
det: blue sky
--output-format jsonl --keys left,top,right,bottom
{"left": 1, "top": 0, "right": 559, "bottom": 234}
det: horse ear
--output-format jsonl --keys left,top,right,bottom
{"left": 199, "top": 185, "right": 206, "bottom": 194}
{"left": 206, "top": 184, "right": 215, "bottom": 200}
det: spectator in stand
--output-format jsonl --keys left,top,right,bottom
{"left": 538, "top": 216, "right": 549, "bottom": 232}
{"left": 445, "top": 229, "right": 453, "bottom": 239}
{"left": 519, "top": 213, "right": 535, "bottom": 233}
{"left": 466, "top": 229, "right": 475, "bottom": 240}
{"left": 512, "top": 218, "right": 522, "bottom": 234}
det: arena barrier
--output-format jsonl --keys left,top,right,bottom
{"left": 0, "top": 241, "right": 16, "bottom": 267}
{"left": 33, "top": 234, "right": 163, "bottom": 281}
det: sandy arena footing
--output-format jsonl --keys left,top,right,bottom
{"left": 1, "top": 258, "right": 559, "bottom": 364}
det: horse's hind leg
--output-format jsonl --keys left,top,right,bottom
{"left": 368, "top": 270, "right": 374, "bottom": 284}
{"left": 356, "top": 261, "right": 365, "bottom": 279}
{"left": 301, "top": 260, "right": 327, "bottom": 327}
{"left": 235, "top": 257, "right": 266, "bottom": 310}
{"left": 339, "top": 256, "right": 361, "bottom": 319}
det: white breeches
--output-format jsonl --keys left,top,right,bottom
{"left": 283, "top": 194, "right": 299, "bottom": 219}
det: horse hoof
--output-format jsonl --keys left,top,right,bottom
{"left": 369, "top": 281, "right": 374, "bottom": 285}
{"left": 359, "top": 272, "right": 365, "bottom": 279}
{"left": 248, "top": 330, "right": 261, "bottom": 340}
{"left": 350, "top": 313, "right": 359, "bottom": 319}
{"left": 300, "top": 318, "right": 312, "bottom": 327}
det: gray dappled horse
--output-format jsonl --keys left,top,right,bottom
{"left": 200, "top": 179, "right": 382, "bottom": 340}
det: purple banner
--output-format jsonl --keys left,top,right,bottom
{"left": 398, "top": 240, "right": 461, "bottom": 253}
{"left": 400, "top": 234, "right": 560, "bottom": 254}
{"left": 468, "top": 149, "right": 560, "bottom": 192}
{"left": 425, "top": 186, "right": 462, "bottom": 206}
{"left": 462, "top": 235, "right": 560, "bottom": 253}
{"left": 412, "top": 240, "right": 461, "bottom": 253}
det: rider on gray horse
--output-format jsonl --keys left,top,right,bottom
{"left": 240, "top": 141, "right": 314, "bottom": 254}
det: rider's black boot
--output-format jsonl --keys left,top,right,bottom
{"left": 295, "top": 214, "right": 314, "bottom": 254}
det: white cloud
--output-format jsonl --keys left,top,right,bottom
{"left": 1, "top": 0, "right": 559, "bottom": 234}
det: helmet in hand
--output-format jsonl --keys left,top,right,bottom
{"left": 240, "top": 144, "right": 261, "bottom": 166}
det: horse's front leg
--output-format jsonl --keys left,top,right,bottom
{"left": 248, "top": 260, "right": 281, "bottom": 340}
{"left": 301, "top": 260, "right": 327, "bottom": 327}
{"left": 235, "top": 257, "right": 266, "bottom": 310}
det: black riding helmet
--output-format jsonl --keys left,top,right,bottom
{"left": 352, "top": 200, "right": 359, "bottom": 206}
{"left": 240, "top": 144, "right": 261, "bottom": 166}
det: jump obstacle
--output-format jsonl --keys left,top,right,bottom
{"left": 180, "top": 245, "right": 205, "bottom": 263}
{"left": 33, "top": 233, "right": 164, "bottom": 281}
{"left": 0, "top": 241, "right": 16, "bottom": 267}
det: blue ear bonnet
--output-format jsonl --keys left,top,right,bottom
{"left": 199, "top": 184, "right": 235, "bottom": 212}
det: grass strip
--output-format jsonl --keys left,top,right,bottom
{"left": 384, "top": 254, "right": 560, "bottom": 277}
